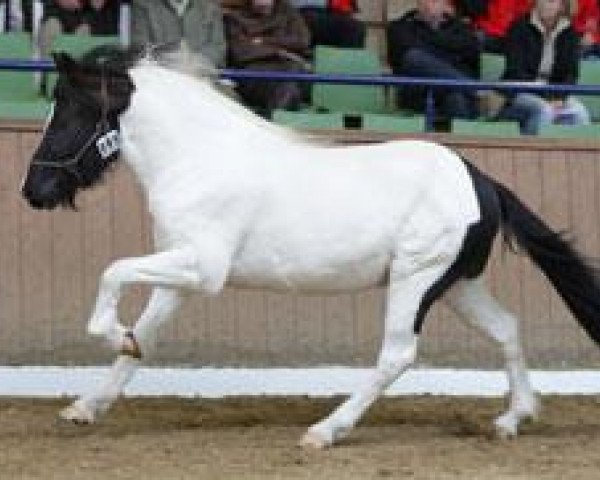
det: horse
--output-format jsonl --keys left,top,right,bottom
{"left": 21, "top": 45, "right": 600, "bottom": 448}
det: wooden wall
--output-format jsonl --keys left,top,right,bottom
{"left": 1, "top": 121, "right": 600, "bottom": 368}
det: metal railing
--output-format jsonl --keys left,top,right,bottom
{"left": 2, "top": 58, "right": 600, "bottom": 131}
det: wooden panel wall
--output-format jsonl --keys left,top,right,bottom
{"left": 1, "top": 122, "right": 600, "bottom": 368}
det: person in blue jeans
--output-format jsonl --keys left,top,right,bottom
{"left": 498, "top": 0, "right": 590, "bottom": 135}
{"left": 386, "top": 0, "right": 480, "bottom": 120}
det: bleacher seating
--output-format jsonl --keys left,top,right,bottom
{"left": 0, "top": 32, "right": 49, "bottom": 120}
{"left": 452, "top": 119, "right": 521, "bottom": 137}
{"left": 0, "top": 32, "right": 119, "bottom": 121}
{"left": 539, "top": 124, "right": 600, "bottom": 138}
{"left": 577, "top": 60, "right": 600, "bottom": 122}
{"left": 312, "top": 45, "right": 387, "bottom": 114}
{"left": 362, "top": 113, "right": 424, "bottom": 132}
{"left": 272, "top": 110, "right": 345, "bottom": 129}
{"left": 480, "top": 53, "right": 505, "bottom": 82}
{"left": 275, "top": 45, "right": 423, "bottom": 133}
{"left": 0, "top": 17, "right": 599, "bottom": 138}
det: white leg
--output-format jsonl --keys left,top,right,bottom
{"left": 446, "top": 278, "right": 538, "bottom": 438}
{"left": 60, "top": 288, "right": 180, "bottom": 423}
{"left": 87, "top": 244, "right": 229, "bottom": 349}
{"left": 301, "top": 262, "right": 448, "bottom": 448}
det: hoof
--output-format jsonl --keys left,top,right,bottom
{"left": 120, "top": 331, "right": 142, "bottom": 359}
{"left": 299, "top": 430, "right": 332, "bottom": 449}
{"left": 58, "top": 402, "right": 95, "bottom": 425}
{"left": 494, "top": 414, "right": 518, "bottom": 440}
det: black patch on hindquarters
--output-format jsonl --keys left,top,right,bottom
{"left": 413, "top": 160, "right": 500, "bottom": 333}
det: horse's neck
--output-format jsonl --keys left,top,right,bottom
{"left": 119, "top": 66, "right": 298, "bottom": 195}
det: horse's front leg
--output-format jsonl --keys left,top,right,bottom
{"left": 60, "top": 287, "right": 181, "bottom": 424}
{"left": 87, "top": 244, "right": 229, "bottom": 352}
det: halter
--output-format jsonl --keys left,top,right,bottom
{"left": 31, "top": 69, "right": 120, "bottom": 182}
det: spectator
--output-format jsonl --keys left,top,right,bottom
{"left": 387, "top": 0, "right": 480, "bottom": 120}
{"left": 1, "top": 0, "right": 24, "bottom": 31}
{"left": 453, "top": 0, "right": 532, "bottom": 53}
{"left": 223, "top": 0, "right": 311, "bottom": 115}
{"left": 131, "top": 0, "right": 226, "bottom": 67}
{"left": 572, "top": 0, "right": 600, "bottom": 57}
{"left": 38, "top": 1, "right": 121, "bottom": 56}
{"left": 290, "top": 0, "right": 365, "bottom": 48}
{"left": 37, "top": 1, "right": 124, "bottom": 94}
{"left": 0, "top": 0, "right": 7, "bottom": 31}
{"left": 498, "top": 0, "right": 590, "bottom": 134}
{"left": 40, "top": 1, "right": 121, "bottom": 41}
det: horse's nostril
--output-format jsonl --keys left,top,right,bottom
{"left": 38, "top": 177, "right": 60, "bottom": 199}
{"left": 21, "top": 175, "right": 60, "bottom": 209}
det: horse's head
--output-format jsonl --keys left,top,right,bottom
{"left": 22, "top": 47, "right": 135, "bottom": 209}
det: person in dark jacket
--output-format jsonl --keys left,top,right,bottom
{"left": 41, "top": 0, "right": 121, "bottom": 38}
{"left": 498, "top": 0, "right": 590, "bottom": 134}
{"left": 387, "top": 0, "right": 481, "bottom": 119}
{"left": 290, "top": 0, "right": 365, "bottom": 48}
{"left": 224, "top": 0, "right": 311, "bottom": 115}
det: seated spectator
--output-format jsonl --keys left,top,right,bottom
{"left": 39, "top": 1, "right": 121, "bottom": 53}
{"left": 38, "top": 1, "right": 123, "bottom": 94}
{"left": 131, "top": 0, "right": 226, "bottom": 67}
{"left": 572, "top": 0, "right": 600, "bottom": 57}
{"left": 497, "top": 0, "right": 590, "bottom": 135}
{"left": 0, "top": 0, "right": 7, "bottom": 32}
{"left": 290, "top": 0, "right": 365, "bottom": 48}
{"left": 223, "top": 0, "right": 311, "bottom": 115}
{"left": 1, "top": 0, "right": 24, "bottom": 31}
{"left": 387, "top": 0, "right": 480, "bottom": 120}
{"left": 453, "top": 0, "right": 532, "bottom": 53}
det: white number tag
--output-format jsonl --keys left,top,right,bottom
{"left": 96, "top": 130, "right": 120, "bottom": 159}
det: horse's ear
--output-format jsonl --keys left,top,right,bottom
{"left": 52, "top": 51, "right": 93, "bottom": 89}
{"left": 52, "top": 52, "right": 77, "bottom": 75}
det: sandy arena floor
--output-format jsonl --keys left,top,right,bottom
{"left": 1, "top": 396, "right": 600, "bottom": 479}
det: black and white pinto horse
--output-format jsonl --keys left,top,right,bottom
{"left": 21, "top": 46, "right": 600, "bottom": 448}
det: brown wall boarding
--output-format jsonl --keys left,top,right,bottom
{"left": 1, "top": 121, "right": 600, "bottom": 368}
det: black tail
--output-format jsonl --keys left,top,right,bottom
{"left": 493, "top": 181, "right": 600, "bottom": 345}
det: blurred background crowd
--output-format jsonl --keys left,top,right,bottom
{"left": 2, "top": 0, "right": 600, "bottom": 135}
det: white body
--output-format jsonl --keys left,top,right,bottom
{"left": 122, "top": 65, "right": 480, "bottom": 292}
{"left": 62, "top": 63, "right": 537, "bottom": 446}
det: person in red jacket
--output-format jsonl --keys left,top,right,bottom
{"left": 572, "top": 0, "right": 600, "bottom": 56}
{"left": 290, "top": 0, "right": 365, "bottom": 48}
{"left": 454, "top": 0, "right": 532, "bottom": 52}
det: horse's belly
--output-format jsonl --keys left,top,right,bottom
{"left": 229, "top": 249, "right": 391, "bottom": 292}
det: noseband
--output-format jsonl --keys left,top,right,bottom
{"left": 31, "top": 71, "right": 120, "bottom": 182}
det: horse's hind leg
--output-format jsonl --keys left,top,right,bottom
{"left": 301, "top": 261, "right": 451, "bottom": 449}
{"left": 445, "top": 277, "right": 539, "bottom": 437}
{"left": 59, "top": 288, "right": 180, "bottom": 424}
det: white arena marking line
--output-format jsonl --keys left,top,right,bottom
{"left": 1, "top": 368, "right": 600, "bottom": 397}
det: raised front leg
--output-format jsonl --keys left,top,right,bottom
{"left": 60, "top": 288, "right": 181, "bottom": 424}
{"left": 87, "top": 243, "right": 230, "bottom": 350}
